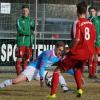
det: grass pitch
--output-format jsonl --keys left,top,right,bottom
{"left": 0, "top": 72, "right": 100, "bottom": 100}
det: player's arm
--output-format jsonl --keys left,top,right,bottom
{"left": 69, "top": 22, "right": 80, "bottom": 50}
{"left": 30, "top": 19, "right": 35, "bottom": 46}
{"left": 70, "top": 39, "right": 80, "bottom": 49}
{"left": 30, "top": 18, "right": 35, "bottom": 31}
{"left": 39, "top": 52, "right": 49, "bottom": 87}
{"left": 39, "top": 54, "right": 49, "bottom": 79}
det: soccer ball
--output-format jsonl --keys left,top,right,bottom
{"left": 45, "top": 72, "right": 52, "bottom": 87}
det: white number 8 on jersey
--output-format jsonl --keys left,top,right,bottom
{"left": 85, "top": 27, "right": 90, "bottom": 40}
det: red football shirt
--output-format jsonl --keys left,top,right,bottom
{"left": 70, "top": 18, "right": 96, "bottom": 60}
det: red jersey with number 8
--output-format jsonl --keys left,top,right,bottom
{"left": 70, "top": 18, "right": 96, "bottom": 60}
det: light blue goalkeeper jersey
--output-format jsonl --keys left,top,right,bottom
{"left": 29, "top": 50, "right": 60, "bottom": 78}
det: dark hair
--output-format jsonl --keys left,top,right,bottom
{"left": 88, "top": 6, "right": 97, "bottom": 12}
{"left": 76, "top": 1, "right": 87, "bottom": 14}
{"left": 55, "top": 41, "right": 65, "bottom": 48}
{"left": 22, "top": 5, "right": 29, "bottom": 9}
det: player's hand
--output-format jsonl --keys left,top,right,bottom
{"left": 40, "top": 77, "right": 44, "bottom": 87}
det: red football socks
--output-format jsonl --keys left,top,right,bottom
{"left": 22, "top": 59, "right": 28, "bottom": 71}
{"left": 16, "top": 60, "right": 21, "bottom": 75}
{"left": 74, "top": 69, "right": 82, "bottom": 89}
{"left": 51, "top": 72, "right": 59, "bottom": 95}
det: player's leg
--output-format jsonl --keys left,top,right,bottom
{"left": 22, "top": 58, "right": 28, "bottom": 71}
{"left": 12, "top": 74, "right": 27, "bottom": 84}
{"left": 48, "top": 56, "right": 75, "bottom": 98}
{"left": 88, "top": 56, "right": 94, "bottom": 78}
{"left": 88, "top": 53, "right": 98, "bottom": 78}
{"left": 0, "top": 66, "right": 36, "bottom": 88}
{"left": 93, "top": 47, "right": 100, "bottom": 78}
{"left": 74, "top": 69, "right": 83, "bottom": 97}
{"left": 47, "top": 68, "right": 60, "bottom": 98}
{"left": 22, "top": 47, "right": 30, "bottom": 71}
{"left": 47, "top": 70, "right": 70, "bottom": 98}
{"left": 45, "top": 71, "right": 69, "bottom": 92}
{"left": 16, "top": 58, "right": 21, "bottom": 75}
{"left": 92, "top": 54, "right": 98, "bottom": 78}
{"left": 60, "top": 69, "right": 75, "bottom": 92}
{"left": 59, "top": 75, "right": 69, "bottom": 92}
{"left": 15, "top": 46, "right": 25, "bottom": 75}
{"left": 58, "top": 56, "right": 76, "bottom": 93}
{"left": 33, "top": 69, "right": 40, "bottom": 80}
{"left": 33, "top": 69, "right": 69, "bottom": 92}
{"left": 74, "top": 61, "right": 85, "bottom": 97}
{"left": 0, "top": 74, "right": 27, "bottom": 88}
{"left": 92, "top": 47, "right": 100, "bottom": 78}
{"left": 15, "top": 46, "right": 21, "bottom": 75}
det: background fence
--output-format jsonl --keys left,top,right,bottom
{"left": 0, "top": 1, "right": 100, "bottom": 66}
{"left": 0, "top": 3, "right": 77, "bottom": 66}
{"left": 0, "top": 3, "right": 77, "bottom": 39}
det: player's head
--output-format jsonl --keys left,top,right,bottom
{"left": 76, "top": 1, "right": 87, "bottom": 17}
{"left": 55, "top": 41, "right": 65, "bottom": 57}
{"left": 22, "top": 5, "right": 29, "bottom": 17}
{"left": 88, "top": 6, "right": 97, "bottom": 17}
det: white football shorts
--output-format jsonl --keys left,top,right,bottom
{"left": 21, "top": 66, "right": 36, "bottom": 81}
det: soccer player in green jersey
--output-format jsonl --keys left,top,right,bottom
{"left": 88, "top": 7, "right": 100, "bottom": 78}
{"left": 16, "top": 5, "right": 35, "bottom": 75}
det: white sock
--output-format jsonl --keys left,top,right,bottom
{"left": 0, "top": 79, "right": 12, "bottom": 88}
{"left": 59, "top": 75, "right": 67, "bottom": 86}
{"left": 59, "top": 75, "right": 69, "bottom": 91}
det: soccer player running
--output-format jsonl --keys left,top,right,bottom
{"left": 88, "top": 7, "right": 100, "bottom": 78}
{"left": 48, "top": 2, "right": 96, "bottom": 98}
{"left": 16, "top": 5, "right": 35, "bottom": 75}
{"left": 0, "top": 41, "right": 69, "bottom": 92}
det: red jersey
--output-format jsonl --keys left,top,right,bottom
{"left": 70, "top": 18, "right": 96, "bottom": 60}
